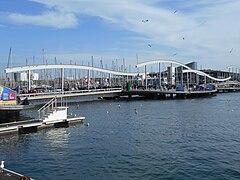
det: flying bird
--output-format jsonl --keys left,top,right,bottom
{"left": 172, "top": 53, "right": 177, "bottom": 56}
{"left": 174, "top": 10, "right": 177, "bottom": 13}
{"left": 142, "top": 19, "right": 149, "bottom": 23}
{"left": 148, "top": 44, "right": 152, "bottom": 47}
{"left": 182, "top": 37, "right": 185, "bottom": 40}
{"left": 229, "top": 48, "right": 233, "bottom": 53}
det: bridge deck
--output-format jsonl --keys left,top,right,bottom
{"left": 123, "top": 89, "right": 217, "bottom": 98}
{"left": 17, "top": 88, "right": 219, "bottom": 102}
{"left": 18, "top": 88, "right": 123, "bottom": 101}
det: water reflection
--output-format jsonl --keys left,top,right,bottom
{"left": 43, "top": 128, "right": 70, "bottom": 148}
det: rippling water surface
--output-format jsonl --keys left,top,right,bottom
{"left": 1, "top": 93, "right": 240, "bottom": 179}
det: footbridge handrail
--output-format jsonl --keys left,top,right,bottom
{"left": 136, "top": 59, "right": 192, "bottom": 70}
{"left": 5, "top": 64, "right": 142, "bottom": 76}
{"left": 19, "top": 88, "right": 123, "bottom": 99}
{"left": 182, "top": 69, "right": 231, "bottom": 82}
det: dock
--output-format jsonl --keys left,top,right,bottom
{"left": 0, "top": 97, "right": 85, "bottom": 135}
{"left": 101, "top": 89, "right": 218, "bottom": 100}
{"left": 0, "top": 115, "right": 85, "bottom": 135}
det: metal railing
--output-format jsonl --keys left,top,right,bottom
{"left": 19, "top": 87, "right": 123, "bottom": 99}
{"left": 38, "top": 97, "right": 57, "bottom": 120}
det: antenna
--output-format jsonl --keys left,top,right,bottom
{"left": 6, "top": 47, "right": 13, "bottom": 88}
{"left": 7, "top": 47, "right": 12, "bottom": 68}
{"left": 100, "top": 58, "right": 103, "bottom": 69}
{"left": 33, "top": 56, "right": 35, "bottom": 65}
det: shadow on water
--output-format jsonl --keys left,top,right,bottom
{"left": 0, "top": 111, "right": 33, "bottom": 124}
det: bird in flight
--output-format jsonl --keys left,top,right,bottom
{"left": 182, "top": 37, "right": 185, "bottom": 40}
{"left": 148, "top": 44, "right": 152, "bottom": 47}
{"left": 229, "top": 48, "right": 233, "bottom": 53}
{"left": 174, "top": 10, "right": 177, "bottom": 13}
{"left": 142, "top": 19, "right": 149, "bottom": 23}
{"left": 172, "top": 53, "right": 177, "bottom": 56}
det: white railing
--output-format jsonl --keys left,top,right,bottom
{"left": 38, "top": 97, "right": 57, "bottom": 120}
{"left": 19, "top": 88, "right": 123, "bottom": 99}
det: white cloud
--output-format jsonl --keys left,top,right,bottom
{"left": 8, "top": 11, "right": 78, "bottom": 29}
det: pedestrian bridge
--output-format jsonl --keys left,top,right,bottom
{"left": 4, "top": 59, "right": 232, "bottom": 102}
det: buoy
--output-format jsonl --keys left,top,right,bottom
{"left": 1, "top": 161, "right": 4, "bottom": 168}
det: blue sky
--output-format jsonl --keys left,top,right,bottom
{"left": 0, "top": 0, "right": 239, "bottom": 72}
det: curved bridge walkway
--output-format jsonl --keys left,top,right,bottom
{"left": 4, "top": 59, "right": 231, "bottom": 102}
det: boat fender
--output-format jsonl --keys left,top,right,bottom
{"left": 20, "top": 176, "right": 31, "bottom": 180}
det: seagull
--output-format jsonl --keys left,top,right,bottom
{"left": 174, "top": 10, "right": 177, "bottom": 13}
{"left": 1, "top": 161, "right": 4, "bottom": 168}
{"left": 118, "top": 104, "right": 121, "bottom": 108}
{"left": 142, "top": 19, "right": 149, "bottom": 23}
{"left": 230, "top": 48, "right": 233, "bottom": 53}
{"left": 107, "top": 111, "right": 109, "bottom": 114}
{"left": 135, "top": 109, "right": 138, "bottom": 114}
{"left": 182, "top": 37, "right": 185, "bottom": 40}
{"left": 148, "top": 44, "right": 152, "bottom": 47}
{"left": 172, "top": 53, "right": 177, "bottom": 56}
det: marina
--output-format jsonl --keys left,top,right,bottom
{"left": 1, "top": 1, "right": 240, "bottom": 179}
{"left": 0, "top": 59, "right": 236, "bottom": 135}
{"left": 1, "top": 50, "right": 240, "bottom": 180}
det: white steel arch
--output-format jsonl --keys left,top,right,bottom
{"left": 5, "top": 64, "right": 141, "bottom": 76}
{"left": 136, "top": 59, "right": 192, "bottom": 70}
{"left": 227, "top": 65, "right": 240, "bottom": 69}
{"left": 182, "top": 69, "right": 231, "bottom": 82}
{"left": 136, "top": 59, "right": 231, "bottom": 82}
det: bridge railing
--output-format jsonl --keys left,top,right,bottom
{"left": 18, "top": 87, "right": 123, "bottom": 99}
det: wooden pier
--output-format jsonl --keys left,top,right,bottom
{"left": 217, "top": 87, "right": 240, "bottom": 93}
{"left": 104, "top": 89, "right": 218, "bottom": 100}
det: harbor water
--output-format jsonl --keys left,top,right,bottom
{"left": 1, "top": 93, "right": 240, "bottom": 179}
